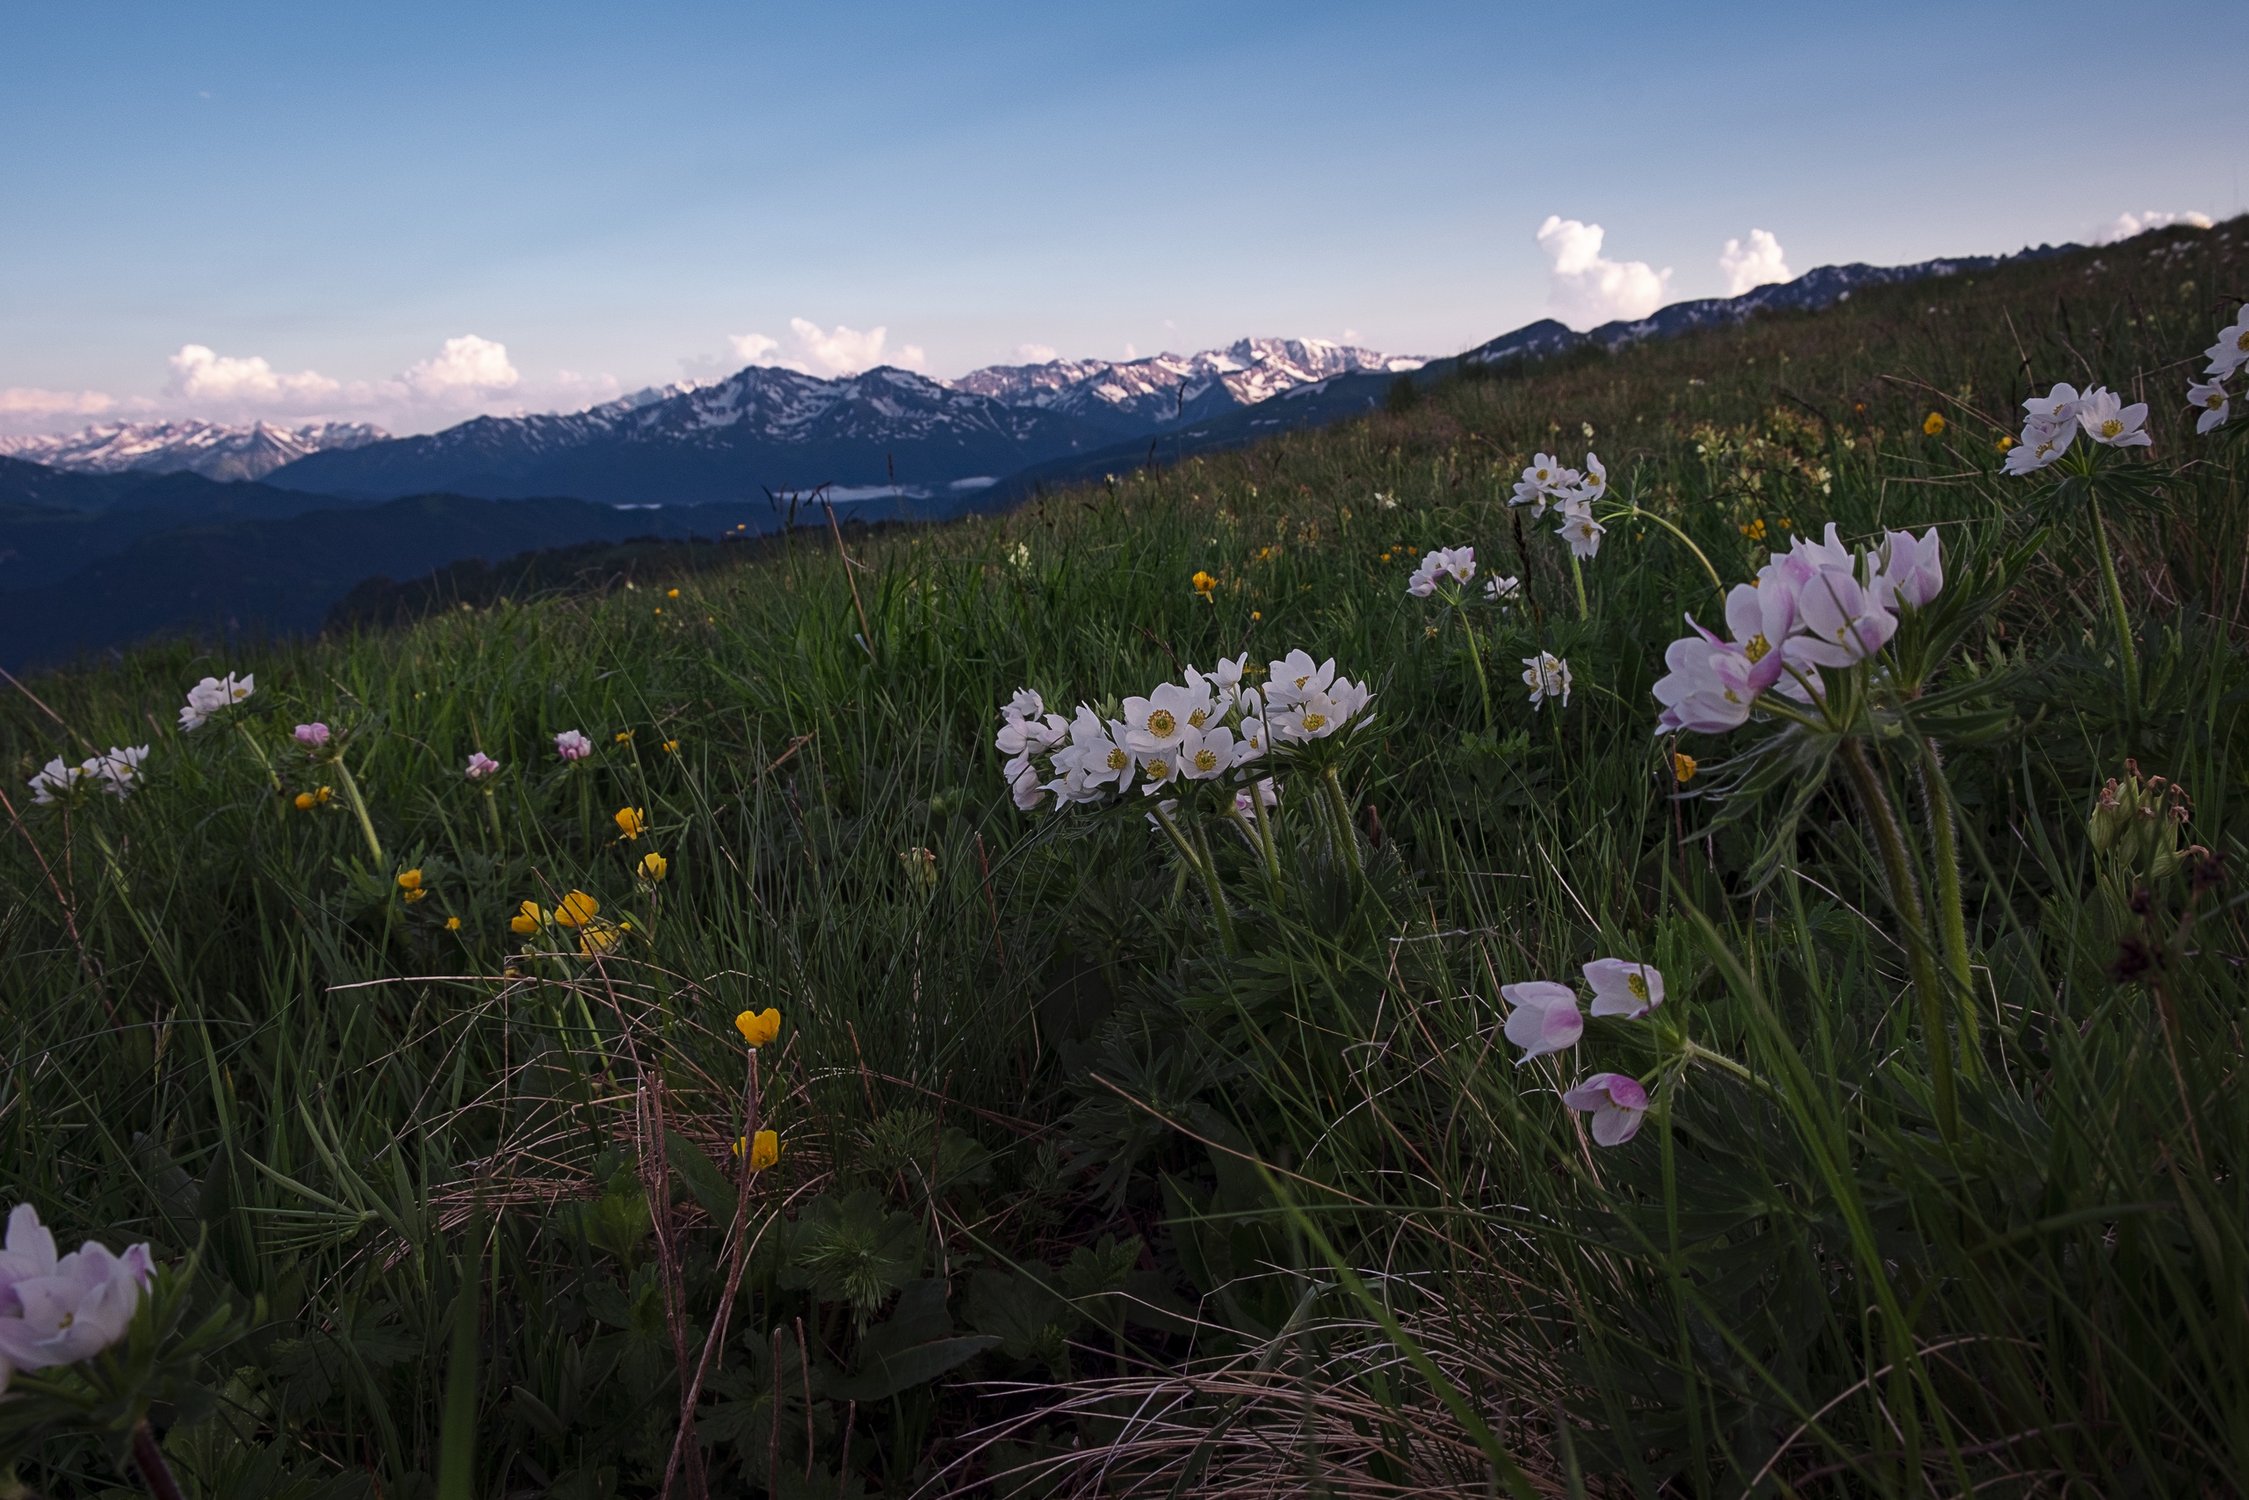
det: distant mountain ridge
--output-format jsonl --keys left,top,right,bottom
{"left": 952, "top": 338, "right": 1423, "bottom": 432}
{"left": 0, "top": 419, "right": 386, "bottom": 481}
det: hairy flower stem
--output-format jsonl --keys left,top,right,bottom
{"left": 1320, "top": 765, "right": 1363, "bottom": 878}
{"left": 1839, "top": 740, "right": 1958, "bottom": 1142}
{"left": 1567, "top": 552, "right": 1591, "bottom": 621}
{"left": 1914, "top": 737, "right": 1981, "bottom": 1075}
{"left": 481, "top": 785, "right": 504, "bottom": 847}
{"left": 1188, "top": 820, "right": 1240, "bottom": 954}
{"left": 2085, "top": 491, "right": 2142, "bottom": 721}
{"left": 132, "top": 1422, "right": 186, "bottom": 1500}
{"left": 332, "top": 759, "right": 386, "bottom": 867}
{"left": 1456, "top": 611, "right": 1496, "bottom": 733}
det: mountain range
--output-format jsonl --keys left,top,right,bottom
{"left": 0, "top": 419, "right": 386, "bottom": 481}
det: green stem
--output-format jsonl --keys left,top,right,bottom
{"left": 1457, "top": 609, "right": 1496, "bottom": 734}
{"left": 232, "top": 718, "right": 283, "bottom": 804}
{"left": 1320, "top": 765, "right": 1363, "bottom": 877}
{"left": 1610, "top": 504, "right": 1727, "bottom": 601}
{"left": 1187, "top": 819, "right": 1240, "bottom": 955}
{"left": 1567, "top": 551, "right": 1590, "bottom": 621}
{"left": 1679, "top": 1038, "right": 1779, "bottom": 1100}
{"left": 1838, "top": 740, "right": 1957, "bottom": 1142}
{"left": 332, "top": 758, "right": 386, "bottom": 868}
{"left": 482, "top": 785, "right": 504, "bottom": 847}
{"left": 1913, "top": 737, "right": 1980, "bottom": 1076}
{"left": 2084, "top": 491, "right": 2141, "bottom": 719}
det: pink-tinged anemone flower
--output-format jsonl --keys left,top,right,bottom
{"left": 292, "top": 722, "right": 331, "bottom": 749}
{"left": 554, "top": 730, "right": 593, "bottom": 762}
{"left": 465, "top": 751, "right": 500, "bottom": 780}
{"left": 1584, "top": 958, "right": 1666, "bottom": 1019}
{"left": 1875, "top": 528, "right": 1944, "bottom": 610}
{"left": 0, "top": 1203, "right": 155, "bottom": 1390}
{"left": 1561, "top": 1073, "right": 1650, "bottom": 1147}
{"left": 1785, "top": 565, "right": 1899, "bottom": 672}
{"left": 1500, "top": 981, "right": 1583, "bottom": 1065}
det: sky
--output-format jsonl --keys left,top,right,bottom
{"left": 2, "top": 0, "right": 2243, "bottom": 436}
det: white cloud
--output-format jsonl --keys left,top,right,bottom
{"left": 1718, "top": 229, "right": 1792, "bottom": 295}
{"left": 2094, "top": 209, "right": 2213, "bottom": 245}
{"left": 1014, "top": 342, "right": 1059, "bottom": 363}
{"left": 167, "top": 344, "right": 341, "bottom": 404}
{"left": 1535, "top": 215, "right": 1672, "bottom": 327}
{"left": 0, "top": 387, "right": 117, "bottom": 418}
{"left": 1124, "top": 342, "right": 1138, "bottom": 359}
{"left": 727, "top": 320, "right": 927, "bottom": 377}
{"left": 402, "top": 334, "right": 518, "bottom": 395}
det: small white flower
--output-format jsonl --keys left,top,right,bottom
{"left": 1500, "top": 981, "right": 1583, "bottom": 1065}
{"left": 2003, "top": 418, "right": 2073, "bottom": 475}
{"left": 1483, "top": 575, "right": 1521, "bottom": 605}
{"left": 2023, "top": 382, "right": 2081, "bottom": 427}
{"left": 1584, "top": 958, "right": 1666, "bottom": 1019}
{"left": 1176, "top": 724, "right": 1239, "bottom": 781}
{"left": 1556, "top": 511, "right": 1606, "bottom": 559}
{"left": 1575, "top": 450, "right": 1607, "bottom": 503}
{"left": 1521, "top": 652, "right": 1571, "bottom": 710}
{"left": 1002, "top": 687, "right": 1046, "bottom": 721}
{"left": 2186, "top": 375, "right": 2231, "bottom": 435}
{"left": 1122, "top": 679, "right": 1218, "bottom": 758}
{"left": 1373, "top": 491, "right": 1399, "bottom": 510}
{"left": 1265, "top": 650, "right": 1336, "bottom": 710}
{"left": 177, "top": 672, "right": 253, "bottom": 732}
{"left": 2203, "top": 307, "right": 2249, "bottom": 378}
{"left": 88, "top": 745, "right": 149, "bottom": 798}
{"left": 465, "top": 751, "right": 501, "bottom": 780}
{"left": 0, "top": 1202, "right": 155, "bottom": 1384}
{"left": 2074, "top": 386, "right": 2151, "bottom": 448}
{"left": 1407, "top": 545, "right": 1475, "bottom": 598}
{"left": 27, "top": 756, "right": 84, "bottom": 806}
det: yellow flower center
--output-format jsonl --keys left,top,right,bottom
{"left": 2099, "top": 418, "right": 2123, "bottom": 438}
{"left": 1627, "top": 972, "right": 1649, "bottom": 1000}
{"left": 1743, "top": 634, "right": 1770, "bottom": 662}
{"left": 1147, "top": 709, "right": 1176, "bottom": 737}
{"left": 1145, "top": 757, "right": 1171, "bottom": 779}
{"left": 1302, "top": 712, "right": 1328, "bottom": 733}
{"left": 1106, "top": 747, "right": 1129, "bottom": 771}
{"left": 1189, "top": 708, "right": 1208, "bottom": 727}
{"left": 1193, "top": 748, "right": 1220, "bottom": 772}
{"left": 2206, "top": 392, "right": 2225, "bottom": 409}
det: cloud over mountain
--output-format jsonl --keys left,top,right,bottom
{"left": 1718, "top": 229, "right": 1791, "bottom": 295}
{"left": 2094, "top": 210, "right": 2213, "bottom": 245}
{"left": 1536, "top": 215, "right": 1671, "bottom": 327}
{"left": 727, "top": 319, "right": 928, "bottom": 377}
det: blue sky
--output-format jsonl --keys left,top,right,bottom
{"left": 3, "top": 0, "right": 2242, "bottom": 434}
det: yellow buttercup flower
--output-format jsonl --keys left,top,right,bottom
{"left": 510, "top": 900, "right": 548, "bottom": 936}
{"left": 731, "top": 1129, "right": 781, "bottom": 1171}
{"left": 661, "top": 739, "right": 680, "bottom": 754}
{"left": 638, "top": 851, "right": 668, "bottom": 882}
{"left": 553, "top": 890, "right": 600, "bottom": 929}
{"left": 577, "top": 921, "right": 624, "bottom": 957}
{"left": 614, "top": 729, "right": 635, "bottom": 744}
{"left": 1673, "top": 751, "right": 1697, "bottom": 785}
{"left": 1190, "top": 570, "right": 1217, "bottom": 599}
{"left": 444, "top": 915, "right": 462, "bottom": 931}
{"left": 1996, "top": 434, "right": 2016, "bottom": 452}
{"left": 397, "top": 869, "right": 428, "bottom": 901}
{"left": 1922, "top": 411, "right": 1947, "bottom": 436}
{"left": 666, "top": 587, "right": 680, "bottom": 599}
{"left": 614, "top": 806, "right": 647, "bottom": 840}
{"left": 294, "top": 791, "right": 317, "bottom": 811}
{"left": 734, "top": 1007, "right": 781, "bottom": 1048}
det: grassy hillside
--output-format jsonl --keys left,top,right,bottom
{"left": 3, "top": 220, "right": 2246, "bottom": 1498}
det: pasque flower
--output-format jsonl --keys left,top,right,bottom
{"left": 2203, "top": 306, "right": 2249, "bottom": 379}
{"left": 1561, "top": 1073, "right": 1650, "bottom": 1147}
{"left": 1500, "top": 981, "right": 1583, "bottom": 1064}
{"left": 0, "top": 1202, "right": 155, "bottom": 1390}
{"left": 1584, "top": 958, "right": 1665, "bottom": 1019}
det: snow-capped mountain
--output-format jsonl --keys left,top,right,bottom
{"left": 952, "top": 338, "right": 1425, "bottom": 432}
{"left": 0, "top": 420, "right": 388, "bottom": 482}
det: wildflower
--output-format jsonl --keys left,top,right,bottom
{"left": 1787, "top": 564, "right": 1899, "bottom": 672}
{"left": 1268, "top": 676, "right": 1374, "bottom": 743}
{"left": 614, "top": 730, "right": 636, "bottom": 744}
{"left": 638, "top": 851, "right": 668, "bottom": 882}
{"left": 1873, "top": 527, "right": 1944, "bottom": 609}
{"left": 614, "top": 806, "right": 648, "bottom": 840}
{"left": 666, "top": 587, "right": 680, "bottom": 599}
{"left": 1922, "top": 411, "right": 1946, "bottom": 436}
{"left": 1521, "top": 652, "right": 1571, "bottom": 710}
{"left": 1484, "top": 575, "right": 1521, "bottom": 604}
{"left": 178, "top": 672, "right": 254, "bottom": 731}
{"left": 1191, "top": 569, "right": 1218, "bottom": 600}
{"left": 732, "top": 1129, "right": 781, "bottom": 1171}
{"left": 397, "top": 869, "right": 428, "bottom": 903}
{"left": 292, "top": 786, "right": 334, "bottom": 811}
{"left": 1556, "top": 511, "right": 1606, "bottom": 559}
{"left": 1584, "top": 958, "right": 1665, "bottom": 1019}
{"left": 1740, "top": 517, "right": 1767, "bottom": 542}
{"left": 1250, "top": 610, "right": 1262, "bottom": 621}
{"left": 1499, "top": 981, "right": 1583, "bottom": 1065}
{"left": 735, "top": 1008, "right": 782, "bottom": 1048}
{"left": 1003, "top": 687, "right": 1046, "bottom": 721}
{"left": 1049, "top": 706, "right": 1135, "bottom": 803}
{"left": 2187, "top": 376, "right": 2231, "bottom": 433}
{"left": 1407, "top": 545, "right": 1476, "bottom": 598}
{"left": 1672, "top": 751, "right": 1697, "bottom": 784}
{"left": 1265, "top": 649, "right": 1337, "bottom": 708}
{"left": 444, "top": 915, "right": 462, "bottom": 931}
{"left": 27, "top": 757, "right": 86, "bottom": 806}
{"left": 1122, "top": 679, "right": 1218, "bottom": 758}
{"left": 0, "top": 1203, "right": 155, "bottom": 1388}
{"left": 1574, "top": 451, "right": 1607, "bottom": 503}
{"left": 1511, "top": 452, "right": 1579, "bottom": 517}
{"left": 899, "top": 846, "right": 937, "bottom": 886}
{"left": 2074, "top": 387, "right": 2151, "bottom": 448}
{"left": 509, "top": 900, "right": 548, "bottom": 936}
{"left": 577, "top": 920, "right": 625, "bottom": 957}
{"left": 465, "top": 751, "right": 500, "bottom": 780}
{"left": 552, "top": 890, "right": 600, "bottom": 929}
{"left": 1560, "top": 1073, "right": 1650, "bottom": 1147}
{"left": 80, "top": 746, "right": 148, "bottom": 799}
{"left": 555, "top": 730, "right": 593, "bottom": 761}
{"left": 661, "top": 739, "right": 680, "bottom": 754}
{"left": 1177, "top": 724, "right": 1240, "bottom": 781}
{"left": 1996, "top": 435, "right": 2016, "bottom": 451}
{"left": 2003, "top": 418, "right": 2075, "bottom": 474}
{"left": 2203, "top": 306, "right": 2249, "bottom": 378}
{"left": 293, "top": 722, "right": 331, "bottom": 749}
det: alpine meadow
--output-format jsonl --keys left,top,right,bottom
{"left": 4, "top": 218, "right": 2248, "bottom": 1499}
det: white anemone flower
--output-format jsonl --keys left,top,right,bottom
{"left": 1122, "top": 678, "right": 1218, "bottom": 758}
{"left": 1002, "top": 687, "right": 1046, "bottom": 721}
{"left": 1232, "top": 714, "right": 1268, "bottom": 765}
{"left": 2074, "top": 387, "right": 2151, "bottom": 448}
{"left": 1575, "top": 450, "right": 1607, "bottom": 503}
{"left": 995, "top": 710, "right": 1067, "bottom": 760}
{"left": 1053, "top": 706, "right": 1134, "bottom": 800}
{"left": 89, "top": 745, "right": 149, "bottom": 798}
{"left": 1407, "top": 545, "right": 1476, "bottom": 598}
{"left": 177, "top": 672, "right": 254, "bottom": 732}
{"left": 1205, "top": 654, "right": 1251, "bottom": 709}
{"left": 2187, "top": 375, "right": 2232, "bottom": 434}
{"left": 1521, "top": 652, "right": 1571, "bottom": 710}
{"left": 2004, "top": 417, "right": 2075, "bottom": 475}
{"left": 1177, "top": 725, "right": 1239, "bottom": 781}
{"left": 2023, "top": 382, "right": 2082, "bottom": 428}
{"left": 1873, "top": 527, "right": 1944, "bottom": 610}
{"left": 2204, "top": 307, "right": 2249, "bottom": 378}
{"left": 1584, "top": 958, "right": 1666, "bottom": 1019}
{"left": 1265, "top": 650, "right": 1337, "bottom": 710}
{"left": 27, "top": 756, "right": 85, "bottom": 806}
{"left": 1556, "top": 511, "right": 1606, "bottom": 559}
{"left": 1484, "top": 575, "right": 1521, "bottom": 605}
{"left": 1500, "top": 981, "right": 1583, "bottom": 1065}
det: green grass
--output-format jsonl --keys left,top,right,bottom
{"left": 4, "top": 219, "right": 2247, "bottom": 1498}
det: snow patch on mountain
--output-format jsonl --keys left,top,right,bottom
{"left": 0, "top": 420, "right": 389, "bottom": 481}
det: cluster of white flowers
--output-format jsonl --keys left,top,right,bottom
{"left": 1652, "top": 523, "right": 1943, "bottom": 734}
{"left": 27, "top": 745, "right": 149, "bottom": 805}
{"left": 996, "top": 650, "right": 1373, "bottom": 813}
{"left": 0, "top": 1202, "right": 154, "bottom": 1390}
{"left": 1406, "top": 545, "right": 1476, "bottom": 597}
{"left": 1500, "top": 957, "right": 1665, "bottom": 1147}
{"left": 176, "top": 672, "right": 254, "bottom": 731}
{"left": 1521, "top": 651, "right": 1572, "bottom": 710}
{"left": 1509, "top": 449, "right": 1608, "bottom": 559}
{"left": 2187, "top": 304, "right": 2248, "bottom": 435}
{"left": 2002, "top": 383, "right": 2151, "bottom": 475}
